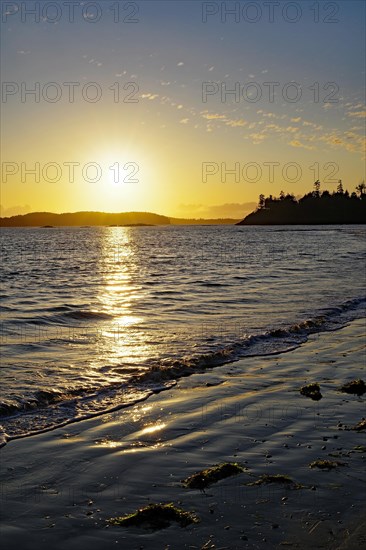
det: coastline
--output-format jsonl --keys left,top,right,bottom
{"left": 1, "top": 318, "right": 365, "bottom": 549}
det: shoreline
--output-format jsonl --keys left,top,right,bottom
{"left": 2, "top": 295, "right": 365, "bottom": 444}
{"left": 1, "top": 318, "right": 365, "bottom": 549}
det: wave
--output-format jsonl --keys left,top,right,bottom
{"left": 0, "top": 388, "right": 88, "bottom": 417}
{"left": 0, "top": 380, "right": 176, "bottom": 447}
{"left": 4, "top": 308, "right": 114, "bottom": 327}
{"left": 0, "top": 295, "right": 364, "bottom": 444}
{"left": 61, "top": 310, "right": 113, "bottom": 321}
{"left": 134, "top": 296, "right": 365, "bottom": 385}
{"left": 200, "top": 282, "right": 227, "bottom": 287}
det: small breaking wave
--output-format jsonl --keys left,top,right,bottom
{"left": 0, "top": 295, "right": 364, "bottom": 445}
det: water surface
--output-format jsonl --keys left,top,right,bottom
{"left": 1, "top": 225, "right": 365, "bottom": 441}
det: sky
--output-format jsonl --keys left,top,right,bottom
{"left": 1, "top": 0, "right": 365, "bottom": 218}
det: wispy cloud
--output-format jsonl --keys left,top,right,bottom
{"left": 201, "top": 113, "right": 227, "bottom": 120}
{"left": 225, "top": 119, "right": 247, "bottom": 127}
{"left": 177, "top": 202, "right": 256, "bottom": 219}
{"left": 347, "top": 110, "right": 366, "bottom": 118}
{"left": 288, "top": 140, "right": 314, "bottom": 150}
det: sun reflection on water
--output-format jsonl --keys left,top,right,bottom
{"left": 140, "top": 422, "right": 166, "bottom": 435}
{"left": 89, "top": 227, "right": 155, "bottom": 370}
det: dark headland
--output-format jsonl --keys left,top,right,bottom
{"left": 237, "top": 182, "right": 366, "bottom": 225}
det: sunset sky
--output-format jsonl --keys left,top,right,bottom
{"left": 1, "top": 0, "right": 365, "bottom": 218}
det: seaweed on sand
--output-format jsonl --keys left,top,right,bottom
{"left": 309, "top": 460, "right": 346, "bottom": 470}
{"left": 106, "top": 503, "right": 199, "bottom": 529}
{"left": 300, "top": 383, "right": 322, "bottom": 401}
{"left": 351, "top": 418, "right": 366, "bottom": 431}
{"left": 339, "top": 379, "right": 366, "bottom": 396}
{"left": 182, "top": 462, "right": 244, "bottom": 490}
{"left": 245, "top": 474, "right": 303, "bottom": 489}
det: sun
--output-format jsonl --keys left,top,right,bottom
{"left": 78, "top": 142, "right": 159, "bottom": 212}
{"left": 95, "top": 151, "right": 128, "bottom": 187}
{"left": 107, "top": 160, "right": 140, "bottom": 186}
{"left": 80, "top": 146, "right": 157, "bottom": 211}
{"left": 94, "top": 148, "right": 143, "bottom": 189}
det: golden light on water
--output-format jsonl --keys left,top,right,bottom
{"left": 83, "top": 227, "right": 158, "bottom": 371}
{"left": 93, "top": 412, "right": 166, "bottom": 452}
{"left": 140, "top": 422, "right": 166, "bottom": 436}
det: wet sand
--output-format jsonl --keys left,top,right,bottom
{"left": 0, "top": 318, "right": 365, "bottom": 549}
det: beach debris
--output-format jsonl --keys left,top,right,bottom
{"left": 245, "top": 474, "right": 303, "bottom": 489}
{"left": 300, "top": 383, "right": 322, "bottom": 401}
{"left": 353, "top": 445, "right": 366, "bottom": 452}
{"left": 339, "top": 379, "right": 366, "bottom": 396}
{"left": 182, "top": 462, "right": 244, "bottom": 490}
{"left": 351, "top": 418, "right": 366, "bottom": 431}
{"left": 201, "top": 539, "right": 215, "bottom": 549}
{"left": 106, "top": 502, "right": 199, "bottom": 530}
{"left": 309, "top": 459, "right": 346, "bottom": 470}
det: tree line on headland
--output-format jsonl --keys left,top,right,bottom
{"left": 237, "top": 181, "right": 366, "bottom": 225}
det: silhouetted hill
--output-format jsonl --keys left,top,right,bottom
{"left": 0, "top": 211, "right": 240, "bottom": 226}
{"left": 237, "top": 186, "right": 366, "bottom": 225}
{"left": 0, "top": 211, "right": 171, "bottom": 227}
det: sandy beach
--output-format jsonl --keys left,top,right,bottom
{"left": 1, "top": 318, "right": 365, "bottom": 549}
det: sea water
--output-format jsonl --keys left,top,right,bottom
{"left": 1, "top": 225, "right": 365, "bottom": 443}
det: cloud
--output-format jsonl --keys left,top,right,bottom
{"left": 225, "top": 119, "right": 247, "bottom": 127}
{"left": 257, "top": 110, "right": 282, "bottom": 119}
{"left": 317, "top": 131, "right": 365, "bottom": 154}
{"left": 201, "top": 113, "right": 227, "bottom": 120}
{"left": 141, "top": 93, "right": 159, "bottom": 100}
{"left": 288, "top": 140, "right": 314, "bottom": 150}
{"left": 177, "top": 202, "right": 257, "bottom": 219}
{"left": 250, "top": 133, "right": 267, "bottom": 144}
{"left": 347, "top": 110, "right": 366, "bottom": 118}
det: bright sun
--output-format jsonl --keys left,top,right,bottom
{"left": 84, "top": 147, "right": 155, "bottom": 211}
{"left": 96, "top": 149, "right": 143, "bottom": 189}
{"left": 106, "top": 160, "right": 140, "bottom": 187}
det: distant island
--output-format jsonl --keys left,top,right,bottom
{"left": 0, "top": 211, "right": 239, "bottom": 227}
{"left": 0, "top": 211, "right": 170, "bottom": 227}
{"left": 237, "top": 181, "right": 366, "bottom": 225}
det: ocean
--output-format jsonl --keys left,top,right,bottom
{"left": 1, "top": 225, "right": 365, "bottom": 444}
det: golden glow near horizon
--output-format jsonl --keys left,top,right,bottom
{"left": 1, "top": 2, "right": 365, "bottom": 218}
